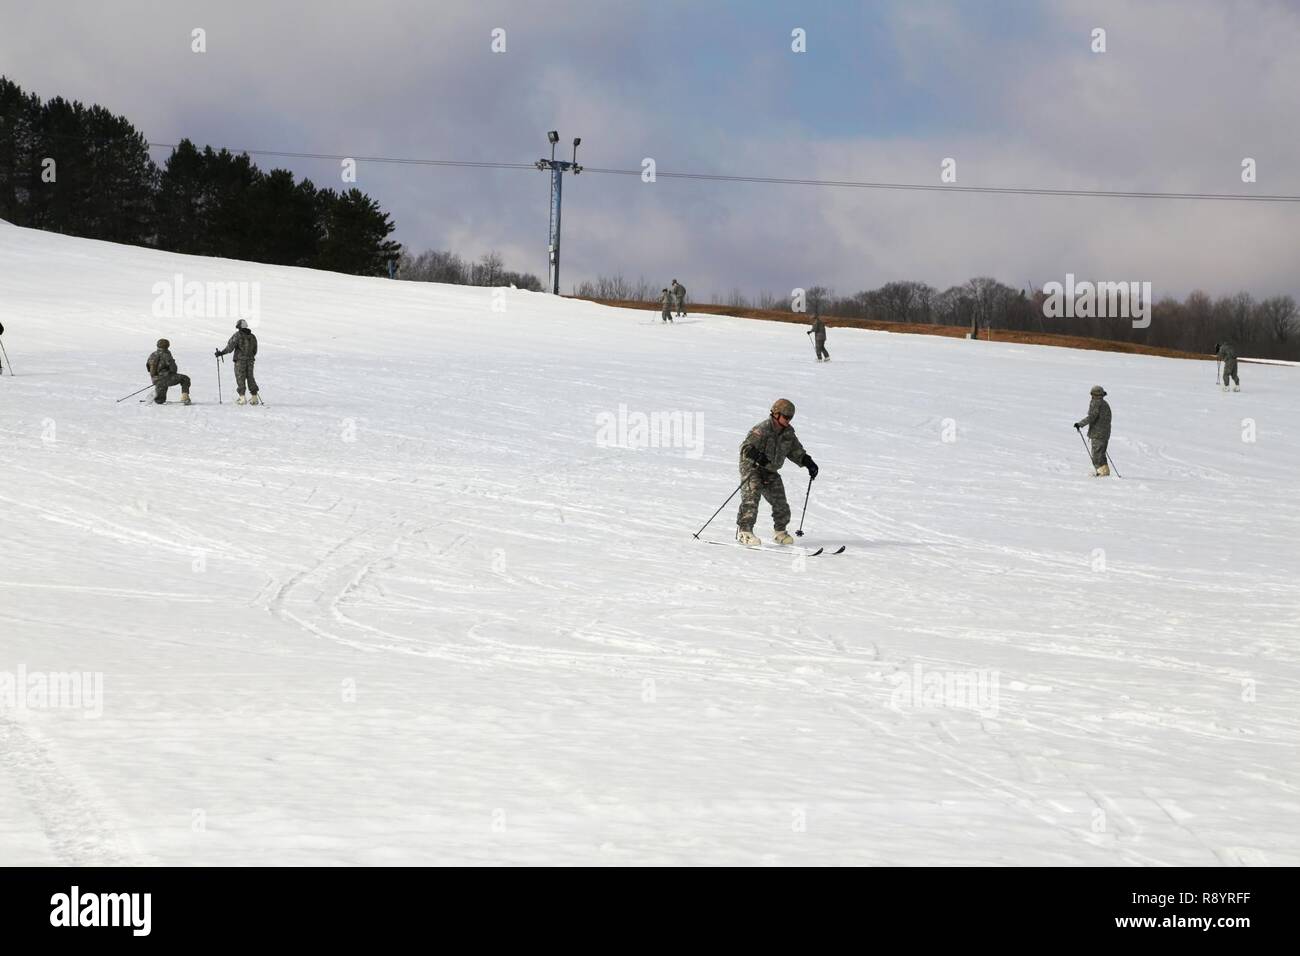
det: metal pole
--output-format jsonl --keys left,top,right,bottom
{"left": 794, "top": 476, "right": 813, "bottom": 536}
{"left": 693, "top": 480, "right": 745, "bottom": 539}
{"left": 116, "top": 383, "right": 155, "bottom": 403}
{"left": 548, "top": 165, "right": 563, "bottom": 294}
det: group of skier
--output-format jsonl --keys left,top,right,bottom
{"left": 144, "top": 319, "right": 260, "bottom": 405}
{"left": 659, "top": 280, "right": 687, "bottom": 322}
{"left": 726, "top": 335, "right": 1246, "bottom": 546}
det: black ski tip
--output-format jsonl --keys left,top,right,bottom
{"left": 809, "top": 547, "right": 824, "bottom": 556}
{"left": 833, "top": 545, "right": 846, "bottom": 554}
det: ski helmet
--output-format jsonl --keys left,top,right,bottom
{"left": 771, "top": 398, "right": 796, "bottom": 419}
{"left": 235, "top": 319, "right": 248, "bottom": 330}
{"left": 157, "top": 338, "right": 170, "bottom": 349}
{"left": 1090, "top": 385, "right": 1106, "bottom": 397}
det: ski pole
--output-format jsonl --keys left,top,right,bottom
{"left": 1215, "top": 358, "right": 1220, "bottom": 386}
{"left": 116, "top": 383, "right": 155, "bottom": 403}
{"left": 1075, "top": 425, "right": 1093, "bottom": 466}
{"left": 1106, "top": 451, "right": 1122, "bottom": 479}
{"left": 693, "top": 480, "right": 744, "bottom": 539}
{"left": 0, "top": 338, "right": 11, "bottom": 375}
{"left": 794, "top": 475, "right": 813, "bottom": 536}
{"left": 216, "top": 355, "right": 223, "bottom": 404}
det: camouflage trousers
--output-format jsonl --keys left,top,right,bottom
{"left": 661, "top": 306, "right": 673, "bottom": 322}
{"left": 814, "top": 336, "right": 829, "bottom": 360}
{"left": 1090, "top": 437, "right": 1109, "bottom": 469}
{"left": 234, "top": 359, "right": 259, "bottom": 396}
{"left": 675, "top": 296, "right": 686, "bottom": 317}
{"left": 153, "top": 372, "right": 191, "bottom": 403}
{"left": 1222, "top": 360, "right": 1239, "bottom": 386}
{"left": 736, "top": 466, "right": 790, "bottom": 532}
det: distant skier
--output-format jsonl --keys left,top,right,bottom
{"left": 1073, "top": 385, "right": 1111, "bottom": 476}
{"left": 736, "top": 398, "right": 819, "bottom": 547}
{"left": 1215, "top": 341, "right": 1240, "bottom": 392}
{"left": 215, "top": 319, "right": 260, "bottom": 404}
{"left": 659, "top": 288, "right": 674, "bottom": 324}
{"left": 807, "top": 314, "right": 830, "bottom": 362}
{"left": 148, "top": 338, "right": 191, "bottom": 405}
{"left": 671, "top": 279, "right": 687, "bottom": 318}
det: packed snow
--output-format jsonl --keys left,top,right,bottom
{"left": 1, "top": 220, "right": 1296, "bottom": 865}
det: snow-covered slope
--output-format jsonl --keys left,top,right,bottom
{"left": 1, "top": 221, "right": 1296, "bottom": 865}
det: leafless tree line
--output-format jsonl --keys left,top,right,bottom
{"left": 398, "top": 249, "right": 544, "bottom": 291}
{"left": 576, "top": 273, "right": 1299, "bottom": 359}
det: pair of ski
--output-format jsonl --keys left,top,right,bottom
{"left": 702, "top": 538, "right": 846, "bottom": 556}
{"left": 139, "top": 399, "right": 266, "bottom": 406}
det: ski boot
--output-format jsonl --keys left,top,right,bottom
{"left": 180, "top": 391, "right": 192, "bottom": 405}
{"left": 249, "top": 394, "right": 261, "bottom": 405}
{"left": 1232, "top": 384, "right": 1240, "bottom": 392}
{"left": 736, "top": 528, "right": 761, "bottom": 548}
{"left": 236, "top": 395, "right": 246, "bottom": 405}
{"left": 1095, "top": 463, "right": 1111, "bottom": 477}
{"left": 772, "top": 529, "right": 795, "bottom": 545}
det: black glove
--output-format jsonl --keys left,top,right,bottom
{"left": 214, "top": 349, "right": 222, "bottom": 358}
{"left": 743, "top": 446, "right": 770, "bottom": 467}
{"left": 1073, "top": 422, "right": 1083, "bottom": 430}
{"left": 804, "top": 455, "right": 819, "bottom": 480}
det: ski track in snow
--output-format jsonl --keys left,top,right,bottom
{"left": 1, "top": 221, "right": 1298, "bottom": 864}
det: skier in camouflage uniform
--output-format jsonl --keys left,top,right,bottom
{"left": 1215, "top": 341, "right": 1240, "bottom": 391}
{"left": 807, "top": 314, "right": 829, "bottom": 362}
{"left": 147, "top": 338, "right": 191, "bottom": 405}
{"left": 659, "top": 288, "right": 674, "bottom": 324}
{"left": 671, "top": 279, "right": 687, "bottom": 318}
{"left": 1073, "top": 385, "right": 1112, "bottom": 476}
{"left": 736, "top": 398, "right": 819, "bottom": 546}
{"left": 215, "top": 319, "right": 260, "bottom": 404}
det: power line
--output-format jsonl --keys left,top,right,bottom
{"left": 146, "top": 142, "right": 1300, "bottom": 203}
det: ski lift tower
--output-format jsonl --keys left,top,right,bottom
{"left": 535, "top": 131, "right": 582, "bottom": 295}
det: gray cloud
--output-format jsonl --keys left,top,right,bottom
{"left": 2, "top": 0, "right": 1296, "bottom": 299}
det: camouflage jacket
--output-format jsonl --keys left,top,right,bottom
{"left": 739, "top": 416, "right": 808, "bottom": 473}
{"left": 810, "top": 317, "right": 827, "bottom": 339}
{"left": 1076, "top": 397, "right": 1112, "bottom": 441}
{"left": 672, "top": 282, "right": 686, "bottom": 301}
{"left": 147, "top": 348, "right": 177, "bottom": 381}
{"left": 218, "top": 329, "right": 258, "bottom": 362}
{"left": 1216, "top": 343, "right": 1237, "bottom": 363}
{"left": 660, "top": 290, "right": 673, "bottom": 307}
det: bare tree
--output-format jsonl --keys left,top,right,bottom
{"left": 1258, "top": 295, "right": 1298, "bottom": 344}
{"left": 804, "top": 285, "right": 831, "bottom": 315}
{"left": 964, "top": 277, "right": 1015, "bottom": 338}
{"left": 727, "top": 287, "right": 752, "bottom": 310}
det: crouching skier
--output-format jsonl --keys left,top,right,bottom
{"left": 148, "top": 339, "right": 190, "bottom": 404}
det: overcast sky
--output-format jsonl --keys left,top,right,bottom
{"left": 3, "top": 0, "right": 1298, "bottom": 300}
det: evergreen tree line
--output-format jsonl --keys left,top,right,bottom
{"left": 397, "top": 248, "right": 543, "bottom": 291}
{"left": 0, "top": 76, "right": 400, "bottom": 276}
{"left": 579, "top": 275, "right": 1299, "bottom": 359}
